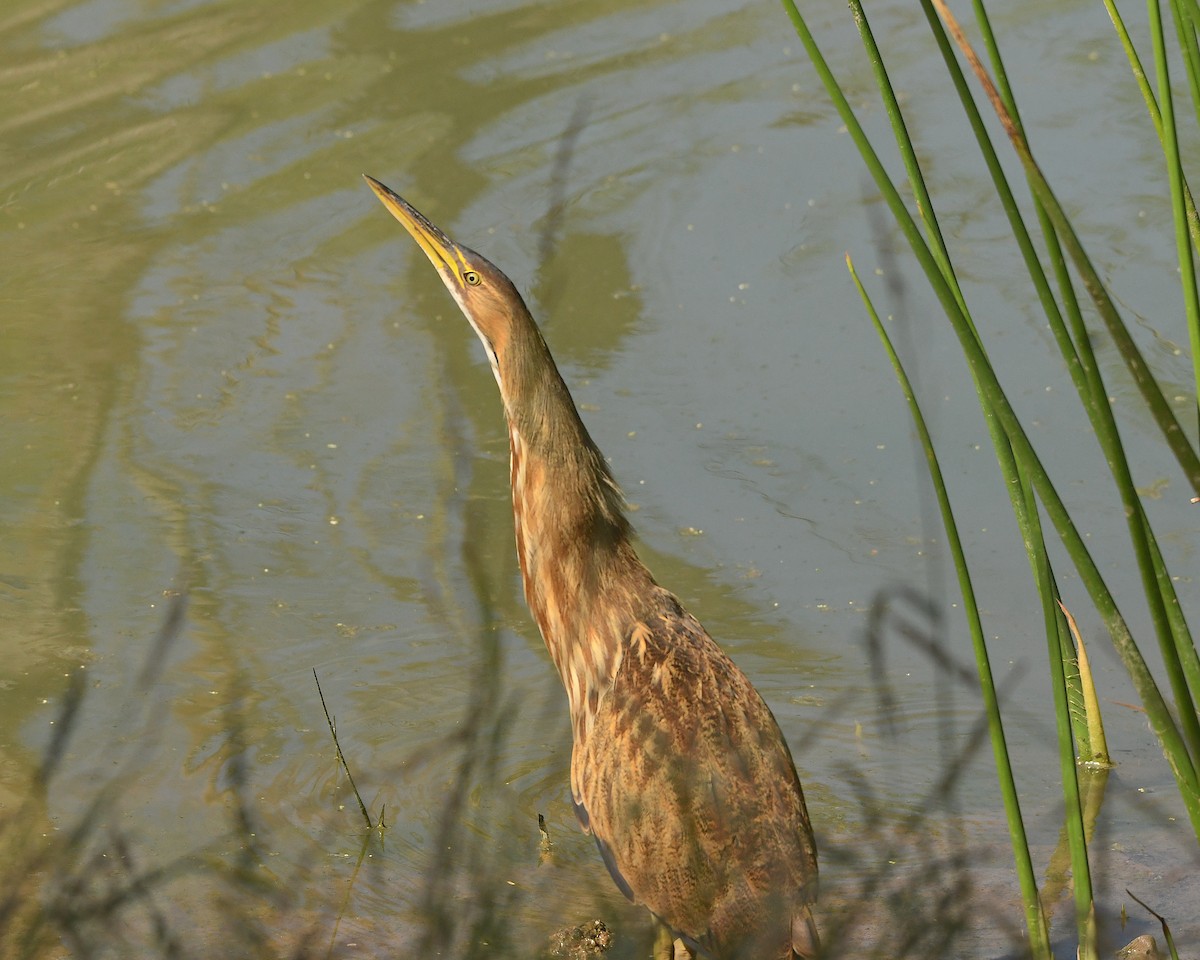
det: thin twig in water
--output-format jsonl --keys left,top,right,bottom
{"left": 1126, "top": 889, "right": 1179, "bottom": 960}
{"left": 314, "top": 669, "right": 372, "bottom": 829}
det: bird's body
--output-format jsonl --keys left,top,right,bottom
{"left": 366, "top": 176, "right": 818, "bottom": 959}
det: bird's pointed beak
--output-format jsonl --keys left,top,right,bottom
{"left": 363, "top": 175, "right": 461, "bottom": 280}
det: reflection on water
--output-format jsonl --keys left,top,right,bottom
{"left": 2, "top": 0, "right": 1197, "bottom": 955}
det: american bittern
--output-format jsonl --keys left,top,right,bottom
{"left": 365, "top": 176, "right": 819, "bottom": 960}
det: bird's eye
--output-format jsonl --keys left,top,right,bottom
{"left": 464, "top": 270, "right": 481, "bottom": 286}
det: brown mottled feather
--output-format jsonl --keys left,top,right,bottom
{"left": 574, "top": 588, "right": 818, "bottom": 959}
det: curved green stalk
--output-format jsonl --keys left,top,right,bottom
{"left": 848, "top": 255, "right": 1051, "bottom": 960}
{"left": 1056, "top": 601, "right": 1112, "bottom": 767}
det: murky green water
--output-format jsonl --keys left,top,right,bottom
{"left": 2, "top": 0, "right": 1196, "bottom": 956}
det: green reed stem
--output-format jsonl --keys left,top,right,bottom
{"left": 848, "top": 255, "right": 1052, "bottom": 960}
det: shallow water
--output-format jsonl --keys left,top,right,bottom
{"left": 1, "top": 0, "right": 1196, "bottom": 956}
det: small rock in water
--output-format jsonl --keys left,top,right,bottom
{"left": 1116, "top": 934, "right": 1162, "bottom": 960}
{"left": 547, "top": 919, "right": 612, "bottom": 958}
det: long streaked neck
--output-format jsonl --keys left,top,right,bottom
{"left": 494, "top": 316, "right": 654, "bottom": 725}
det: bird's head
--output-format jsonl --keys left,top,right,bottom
{"left": 364, "top": 175, "right": 524, "bottom": 382}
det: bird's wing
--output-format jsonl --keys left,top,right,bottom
{"left": 573, "top": 592, "right": 817, "bottom": 953}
